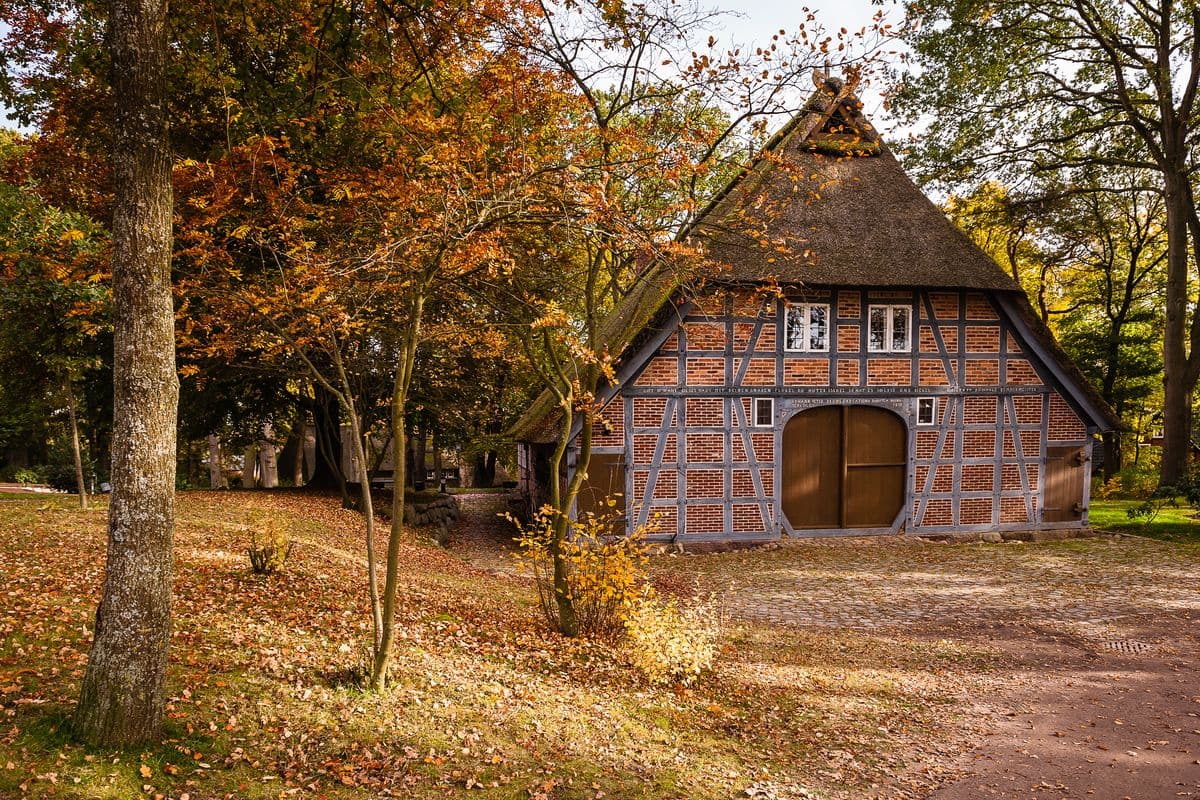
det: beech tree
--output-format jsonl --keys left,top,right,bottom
{"left": 890, "top": 0, "right": 1200, "bottom": 484}
{"left": 73, "top": 0, "right": 177, "bottom": 746}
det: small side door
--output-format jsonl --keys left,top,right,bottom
{"left": 1043, "top": 445, "right": 1086, "bottom": 523}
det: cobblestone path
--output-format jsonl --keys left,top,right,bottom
{"left": 664, "top": 535, "right": 1200, "bottom": 638}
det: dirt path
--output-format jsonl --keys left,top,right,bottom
{"left": 926, "top": 616, "right": 1200, "bottom": 800}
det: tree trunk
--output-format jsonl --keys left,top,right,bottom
{"left": 207, "top": 434, "right": 227, "bottom": 489}
{"left": 472, "top": 451, "right": 497, "bottom": 488}
{"left": 64, "top": 378, "right": 88, "bottom": 510}
{"left": 1101, "top": 431, "right": 1122, "bottom": 480}
{"left": 257, "top": 422, "right": 278, "bottom": 488}
{"left": 241, "top": 445, "right": 257, "bottom": 488}
{"left": 376, "top": 293, "right": 426, "bottom": 689}
{"left": 75, "top": 0, "right": 177, "bottom": 747}
{"left": 1160, "top": 167, "right": 1194, "bottom": 485}
{"left": 309, "top": 384, "right": 353, "bottom": 506}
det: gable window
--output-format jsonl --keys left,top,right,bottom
{"left": 868, "top": 305, "right": 911, "bottom": 352}
{"left": 917, "top": 397, "right": 936, "bottom": 425}
{"left": 752, "top": 397, "right": 774, "bottom": 427}
{"left": 785, "top": 303, "right": 829, "bottom": 352}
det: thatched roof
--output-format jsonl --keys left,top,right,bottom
{"left": 689, "top": 77, "right": 1019, "bottom": 291}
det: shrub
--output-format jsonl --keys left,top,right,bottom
{"left": 510, "top": 504, "right": 649, "bottom": 639}
{"left": 11, "top": 467, "right": 42, "bottom": 485}
{"left": 246, "top": 514, "right": 294, "bottom": 575}
{"left": 623, "top": 592, "right": 722, "bottom": 685}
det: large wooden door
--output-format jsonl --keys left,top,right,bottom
{"left": 783, "top": 406, "right": 907, "bottom": 529}
{"left": 1043, "top": 445, "right": 1085, "bottom": 522}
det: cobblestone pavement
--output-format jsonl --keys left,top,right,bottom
{"left": 450, "top": 494, "right": 1200, "bottom": 642}
{"left": 662, "top": 535, "right": 1200, "bottom": 641}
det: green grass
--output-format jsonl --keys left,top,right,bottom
{"left": 1089, "top": 498, "right": 1200, "bottom": 543}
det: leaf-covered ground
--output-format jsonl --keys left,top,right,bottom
{"left": 0, "top": 491, "right": 1047, "bottom": 799}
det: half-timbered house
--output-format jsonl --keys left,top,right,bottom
{"left": 511, "top": 73, "right": 1119, "bottom": 544}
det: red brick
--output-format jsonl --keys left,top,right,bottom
{"left": 685, "top": 322, "right": 725, "bottom": 350}
{"left": 685, "top": 469, "right": 724, "bottom": 499}
{"left": 732, "top": 504, "right": 767, "bottom": 532}
{"left": 965, "top": 293, "right": 998, "bottom": 320}
{"left": 1048, "top": 393, "right": 1087, "bottom": 441}
{"left": 965, "top": 359, "right": 1000, "bottom": 386}
{"left": 685, "top": 357, "right": 725, "bottom": 386}
{"left": 919, "top": 359, "right": 950, "bottom": 386}
{"left": 837, "top": 291, "right": 861, "bottom": 319}
{"left": 686, "top": 432, "right": 724, "bottom": 462}
{"left": 783, "top": 359, "right": 830, "bottom": 386}
{"left": 965, "top": 325, "right": 1000, "bottom": 353}
{"left": 684, "top": 504, "right": 723, "bottom": 534}
{"left": 837, "top": 359, "right": 860, "bottom": 386}
{"left": 1005, "top": 359, "right": 1042, "bottom": 386}
{"left": 737, "top": 357, "right": 775, "bottom": 386}
{"left": 867, "top": 358, "right": 910, "bottom": 385}
{"left": 684, "top": 397, "right": 724, "bottom": 427}
{"left": 837, "top": 324, "right": 860, "bottom": 352}
{"left": 635, "top": 356, "right": 678, "bottom": 386}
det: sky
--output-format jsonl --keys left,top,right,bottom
{"left": 704, "top": 0, "right": 906, "bottom": 127}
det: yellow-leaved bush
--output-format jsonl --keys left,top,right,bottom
{"left": 508, "top": 503, "right": 722, "bottom": 684}
{"left": 623, "top": 592, "right": 722, "bottom": 685}
{"left": 510, "top": 504, "right": 647, "bottom": 639}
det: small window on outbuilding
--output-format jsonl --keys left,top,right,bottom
{"left": 753, "top": 397, "right": 774, "bottom": 427}
{"left": 785, "top": 303, "right": 829, "bottom": 352}
{"left": 917, "top": 397, "right": 936, "bottom": 425}
{"left": 868, "top": 305, "right": 911, "bottom": 352}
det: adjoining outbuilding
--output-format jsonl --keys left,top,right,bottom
{"left": 511, "top": 72, "right": 1119, "bottom": 544}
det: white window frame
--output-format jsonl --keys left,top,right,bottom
{"left": 752, "top": 397, "right": 774, "bottom": 428}
{"left": 868, "top": 304, "right": 912, "bottom": 353}
{"left": 917, "top": 397, "right": 937, "bottom": 425}
{"left": 784, "top": 302, "right": 830, "bottom": 352}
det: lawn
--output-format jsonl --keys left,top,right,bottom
{"left": 1088, "top": 497, "right": 1200, "bottom": 543}
{"left": 0, "top": 490, "right": 999, "bottom": 800}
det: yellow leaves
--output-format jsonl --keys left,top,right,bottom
{"left": 59, "top": 229, "right": 84, "bottom": 244}
{"left": 229, "top": 224, "right": 252, "bottom": 240}
{"left": 178, "top": 364, "right": 200, "bottom": 378}
{"left": 138, "top": 763, "right": 152, "bottom": 779}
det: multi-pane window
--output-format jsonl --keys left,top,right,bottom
{"left": 785, "top": 303, "right": 829, "bottom": 352}
{"left": 917, "top": 397, "right": 936, "bottom": 425}
{"left": 753, "top": 397, "right": 774, "bottom": 427}
{"left": 868, "top": 305, "right": 911, "bottom": 352}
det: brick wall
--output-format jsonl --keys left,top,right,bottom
{"left": 608, "top": 286, "right": 1091, "bottom": 539}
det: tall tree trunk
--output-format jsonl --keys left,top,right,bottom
{"left": 1160, "top": 167, "right": 1194, "bottom": 485}
{"left": 376, "top": 293, "right": 425, "bottom": 689}
{"left": 257, "top": 422, "right": 278, "bottom": 488}
{"left": 309, "top": 384, "right": 353, "bottom": 506}
{"left": 207, "top": 434, "right": 227, "bottom": 489}
{"left": 64, "top": 378, "right": 88, "bottom": 510}
{"left": 75, "top": 0, "right": 177, "bottom": 747}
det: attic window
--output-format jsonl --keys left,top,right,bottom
{"left": 868, "top": 305, "right": 911, "bottom": 352}
{"left": 785, "top": 303, "right": 829, "bottom": 352}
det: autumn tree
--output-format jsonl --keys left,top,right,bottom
{"left": 890, "top": 0, "right": 1200, "bottom": 484}
{"left": 0, "top": 181, "right": 108, "bottom": 507}
{"left": 950, "top": 177, "right": 1168, "bottom": 475}
{"left": 504, "top": 0, "right": 886, "bottom": 635}
{"left": 73, "top": 0, "right": 178, "bottom": 746}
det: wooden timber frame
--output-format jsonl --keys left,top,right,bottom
{"left": 555, "top": 286, "right": 1110, "bottom": 544}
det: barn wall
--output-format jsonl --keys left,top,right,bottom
{"left": 585, "top": 286, "right": 1094, "bottom": 541}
